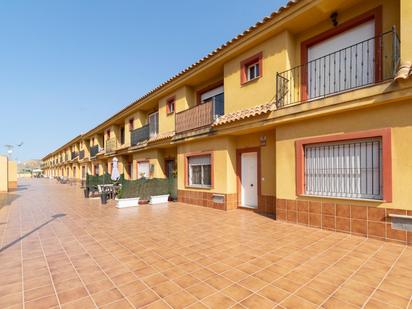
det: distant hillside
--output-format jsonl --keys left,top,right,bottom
{"left": 18, "top": 160, "right": 41, "bottom": 172}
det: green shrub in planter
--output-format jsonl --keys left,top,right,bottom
{"left": 117, "top": 179, "right": 142, "bottom": 199}
{"left": 117, "top": 177, "right": 177, "bottom": 200}
{"left": 168, "top": 177, "right": 177, "bottom": 200}
{"left": 86, "top": 173, "right": 124, "bottom": 188}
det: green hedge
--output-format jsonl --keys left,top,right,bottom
{"left": 86, "top": 173, "right": 124, "bottom": 188}
{"left": 118, "top": 177, "right": 177, "bottom": 200}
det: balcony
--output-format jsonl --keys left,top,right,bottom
{"left": 175, "top": 99, "right": 224, "bottom": 134}
{"left": 131, "top": 125, "right": 150, "bottom": 145}
{"left": 106, "top": 138, "right": 117, "bottom": 153}
{"left": 276, "top": 29, "right": 400, "bottom": 108}
{"left": 90, "top": 145, "right": 100, "bottom": 157}
{"left": 79, "top": 150, "right": 85, "bottom": 160}
{"left": 71, "top": 151, "right": 78, "bottom": 160}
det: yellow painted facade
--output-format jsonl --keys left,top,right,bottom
{"left": 7, "top": 160, "right": 17, "bottom": 189}
{"left": 276, "top": 101, "right": 412, "bottom": 210}
{"left": 42, "top": 0, "right": 412, "bottom": 242}
{"left": 0, "top": 157, "right": 17, "bottom": 192}
{"left": 0, "top": 156, "right": 8, "bottom": 192}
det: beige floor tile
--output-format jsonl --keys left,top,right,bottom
{"left": 118, "top": 280, "right": 146, "bottom": 297}
{"left": 372, "top": 288, "right": 410, "bottom": 308}
{"left": 54, "top": 278, "right": 84, "bottom": 293}
{"left": 57, "top": 286, "right": 88, "bottom": 305}
{"left": 144, "top": 299, "right": 171, "bottom": 309}
{"left": 173, "top": 274, "right": 201, "bottom": 289}
{"left": 61, "top": 296, "right": 95, "bottom": 309}
{"left": 202, "top": 292, "right": 236, "bottom": 308}
{"left": 128, "top": 289, "right": 159, "bottom": 307}
{"left": 258, "top": 284, "right": 290, "bottom": 304}
{"left": 0, "top": 292, "right": 22, "bottom": 308}
{"left": 295, "top": 286, "right": 329, "bottom": 305}
{"left": 241, "top": 293, "right": 276, "bottom": 308}
{"left": 322, "top": 297, "right": 360, "bottom": 309}
{"left": 25, "top": 294, "right": 58, "bottom": 309}
{"left": 221, "top": 269, "right": 249, "bottom": 282}
{"left": 151, "top": 280, "right": 183, "bottom": 298}
{"left": 0, "top": 180, "right": 410, "bottom": 309}
{"left": 164, "top": 290, "right": 197, "bottom": 308}
{"left": 222, "top": 283, "right": 253, "bottom": 302}
{"left": 363, "top": 298, "right": 402, "bottom": 309}
{"left": 280, "top": 295, "right": 318, "bottom": 309}
{"left": 91, "top": 287, "right": 123, "bottom": 307}
{"left": 85, "top": 278, "right": 114, "bottom": 294}
{"left": 205, "top": 274, "right": 232, "bottom": 290}
{"left": 101, "top": 298, "right": 133, "bottom": 309}
{"left": 186, "top": 282, "right": 217, "bottom": 300}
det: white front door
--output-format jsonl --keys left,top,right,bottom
{"left": 241, "top": 152, "right": 258, "bottom": 208}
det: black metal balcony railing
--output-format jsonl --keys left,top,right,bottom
{"left": 90, "top": 145, "right": 100, "bottom": 157}
{"left": 276, "top": 28, "right": 400, "bottom": 108}
{"left": 131, "top": 125, "right": 150, "bottom": 145}
{"left": 71, "top": 151, "right": 78, "bottom": 160}
{"left": 79, "top": 150, "right": 85, "bottom": 160}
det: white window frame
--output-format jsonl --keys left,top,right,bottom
{"left": 148, "top": 111, "right": 159, "bottom": 138}
{"left": 304, "top": 138, "right": 383, "bottom": 200}
{"left": 137, "top": 161, "right": 150, "bottom": 179}
{"left": 246, "top": 62, "right": 260, "bottom": 81}
{"left": 187, "top": 155, "right": 212, "bottom": 188}
{"left": 200, "top": 86, "right": 224, "bottom": 103}
{"left": 167, "top": 98, "right": 175, "bottom": 113}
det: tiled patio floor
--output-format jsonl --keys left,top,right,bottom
{"left": 0, "top": 180, "right": 411, "bottom": 309}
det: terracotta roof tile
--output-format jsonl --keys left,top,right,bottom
{"left": 129, "top": 141, "right": 148, "bottom": 150}
{"left": 212, "top": 103, "right": 275, "bottom": 126}
{"left": 395, "top": 61, "right": 412, "bottom": 81}
{"left": 148, "top": 131, "right": 175, "bottom": 143}
{"left": 43, "top": 1, "right": 304, "bottom": 159}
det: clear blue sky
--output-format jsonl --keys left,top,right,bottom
{"left": 0, "top": 0, "right": 287, "bottom": 162}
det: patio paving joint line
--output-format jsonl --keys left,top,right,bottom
{"left": 317, "top": 241, "right": 386, "bottom": 308}
{"left": 360, "top": 245, "right": 407, "bottom": 308}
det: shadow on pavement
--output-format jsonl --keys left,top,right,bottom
{"left": 0, "top": 193, "right": 20, "bottom": 209}
{"left": 0, "top": 214, "right": 66, "bottom": 253}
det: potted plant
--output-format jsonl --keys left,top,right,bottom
{"left": 148, "top": 179, "right": 170, "bottom": 204}
{"left": 115, "top": 181, "right": 140, "bottom": 208}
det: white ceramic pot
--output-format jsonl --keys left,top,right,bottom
{"left": 115, "top": 197, "right": 140, "bottom": 208}
{"left": 149, "top": 194, "right": 170, "bottom": 205}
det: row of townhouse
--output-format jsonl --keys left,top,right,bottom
{"left": 42, "top": 0, "right": 412, "bottom": 244}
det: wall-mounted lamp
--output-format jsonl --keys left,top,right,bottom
{"left": 330, "top": 11, "right": 338, "bottom": 27}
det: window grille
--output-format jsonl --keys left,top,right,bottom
{"left": 304, "top": 138, "right": 382, "bottom": 200}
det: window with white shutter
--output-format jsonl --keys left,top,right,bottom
{"left": 188, "top": 155, "right": 211, "bottom": 187}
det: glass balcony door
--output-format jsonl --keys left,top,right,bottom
{"left": 200, "top": 85, "right": 224, "bottom": 119}
{"left": 148, "top": 111, "right": 159, "bottom": 138}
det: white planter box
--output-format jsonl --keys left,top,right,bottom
{"left": 150, "top": 194, "right": 169, "bottom": 204}
{"left": 115, "top": 197, "right": 140, "bottom": 208}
